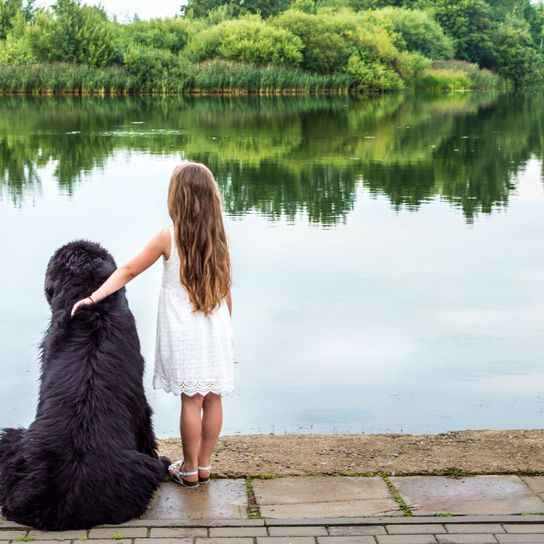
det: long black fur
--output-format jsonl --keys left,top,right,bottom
{"left": 0, "top": 241, "right": 170, "bottom": 530}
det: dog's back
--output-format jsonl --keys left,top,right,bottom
{"left": 0, "top": 241, "right": 169, "bottom": 530}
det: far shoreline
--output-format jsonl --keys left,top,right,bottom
{"left": 158, "top": 429, "right": 544, "bottom": 477}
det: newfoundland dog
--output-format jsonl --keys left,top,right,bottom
{"left": 0, "top": 241, "right": 170, "bottom": 530}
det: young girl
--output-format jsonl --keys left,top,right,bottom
{"left": 71, "top": 162, "right": 234, "bottom": 488}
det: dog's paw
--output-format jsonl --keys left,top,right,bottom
{"left": 159, "top": 456, "right": 171, "bottom": 478}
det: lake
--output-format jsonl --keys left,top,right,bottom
{"left": 1, "top": 92, "right": 543, "bottom": 437}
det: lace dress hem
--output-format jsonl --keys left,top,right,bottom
{"left": 153, "top": 374, "right": 234, "bottom": 396}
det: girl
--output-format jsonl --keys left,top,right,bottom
{"left": 71, "top": 162, "right": 234, "bottom": 488}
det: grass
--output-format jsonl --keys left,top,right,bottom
{"left": 245, "top": 478, "right": 262, "bottom": 519}
{"left": 191, "top": 60, "right": 351, "bottom": 94}
{"left": 380, "top": 474, "right": 413, "bottom": 517}
{"left": 15, "top": 537, "right": 35, "bottom": 542}
{"left": 440, "top": 467, "right": 472, "bottom": 479}
{"left": 0, "top": 60, "right": 351, "bottom": 94}
{"left": 415, "top": 68, "right": 473, "bottom": 91}
{"left": 255, "top": 472, "right": 276, "bottom": 479}
{"left": 422, "top": 60, "right": 506, "bottom": 90}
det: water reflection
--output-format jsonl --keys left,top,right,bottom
{"left": 1, "top": 93, "right": 542, "bottom": 223}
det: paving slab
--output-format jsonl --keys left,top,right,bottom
{"left": 318, "top": 538, "right": 376, "bottom": 543}
{"left": 268, "top": 526, "right": 328, "bottom": 536}
{"left": 329, "top": 525, "right": 386, "bottom": 535}
{"left": 377, "top": 536, "right": 437, "bottom": 543}
{"left": 256, "top": 538, "right": 316, "bottom": 544}
{"left": 436, "top": 536, "right": 498, "bottom": 543}
{"left": 502, "top": 524, "right": 544, "bottom": 533}
{"left": 390, "top": 476, "right": 544, "bottom": 516}
{"left": 0, "top": 530, "right": 27, "bottom": 540}
{"left": 28, "top": 530, "right": 88, "bottom": 540}
{"left": 208, "top": 527, "right": 267, "bottom": 537}
{"left": 445, "top": 525, "right": 504, "bottom": 534}
{"left": 142, "top": 480, "right": 248, "bottom": 520}
{"left": 135, "top": 540, "right": 192, "bottom": 544}
{"left": 149, "top": 527, "right": 207, "bottom": 537}
{"left": 387, "top": 524, "right": 446, "bottom": 534}
{"left": 496, "top": 536, "right": 544, "bottom": 542}
{"left": 88, "top": 527, "right": 147, "bottom": 538}
{"left": 195, "top": 539, "right": 254, "bottom": 544}
{"left": 523, "top": 478, "right": 544, "bottom": 499}
{"left": 253, "top": 477, "right": 402, "bottom": 519}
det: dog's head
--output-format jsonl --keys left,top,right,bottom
{"left": 45, "top": 241, "right": 117, "bottom": 310}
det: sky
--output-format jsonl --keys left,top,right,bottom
{"left": 37, "top": 0, "right": 187, "bottom": 20}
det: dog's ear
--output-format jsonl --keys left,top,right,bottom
{"left": 44, "top": 276, "right": 54, "bottom": 305}
{"left": 91, "top": 256, "right": 115, "bottom": 284}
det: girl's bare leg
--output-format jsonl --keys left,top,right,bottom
{"left": 198, "top": 393, "right": 223, "bottom": 472}
{"left": 180, "top": 393, "right": 204, "bottom": 483}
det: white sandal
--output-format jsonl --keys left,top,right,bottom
{"left": 198, "top": 465, "right": 211, "bottom": 484}
{"left": 169, "top": 460, "right": 199, "bottom": 488}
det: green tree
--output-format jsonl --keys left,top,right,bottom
{"left": 24, "top": 0, "right": 117, "bottom": 66}
{"left": 273, "top": 10, "right": 351, "bottom": 72}
{"left": 181, "top": 0, "right": 292, "bottom": 19}
{"left": 425, "top": 0, "right": 497, "bottom": 69}
{"left": 364, "top": 7, "right": 454, "bottom": 59}
{"left": 119, "top": 18, "right": 191, "bottom": 54}
{"left": 493, "top": 23, "right": 544, "bottom": 86}
{"left": 186, "top": 16, "right": 303, "bottom": 66}
{"left": 0, "top": 0, "right": 34, "bottom": 40}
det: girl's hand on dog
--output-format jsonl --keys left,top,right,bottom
{"left": 71, "top": 298, "right": 94, "bottom": 317}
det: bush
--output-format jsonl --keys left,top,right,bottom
{"left": 414, "top": 68, "right": 472, "bottom": 91}
{"left": 273, "top": 10, "right": 351, "bottom": 73}
{"left": 123, "top": 46, "right": 189, "bottom": 92}
{"left": 395, "top": 50, "right": 431, "bottom": 83}
{"left": 23, "top": 1, "right": 117, "bottom": 67}
{"left": 431, "top": 60, "right": 503, "bottom": 89}
{"left": 347, "top": 53, "right": 404, "bottom": 92}
{"left": 182, "top": 0, "right": 291, "bottom": 19}
{"left": 492, "top": 23, "right": 544, "bottom": 87}
{"left": 186, "top": 16, "right": 303, "bottom": 66}
{"left": 426, "top": 0, "right": 497, "bottom": 69}
{"left": 364, "top": 7, "right": 454, "bottom": 60}
{"left": 0, "top": 12, "right": 35, "bottom": 63}
{"left": 118, "top": 18, "right": 192, "bottom": 54}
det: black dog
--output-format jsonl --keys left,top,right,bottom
{"left": 0, "top": 241, "right": 170, "bottom": 530}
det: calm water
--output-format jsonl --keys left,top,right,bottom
{"left": 1, "top": 93, "right": 543, "bottom": 437}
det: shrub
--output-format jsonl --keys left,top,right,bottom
{"left": 23, "top": 1, "right": 117, "bottom": 67}
{"left": 182, "top": 0, "right": 291, "bottom": 19}
{"left": 492, "top": 23, "right": 544, "bottom": 87}
{"left": 364, "top": 7, "right": 454, "bottom": 60}
{"left": 186, "top": 16, "right": 303, "bottom": 66}
{"left": 347, "top": 53, "right": 404, "bottom": 92}
{"left": 273, "top": 10, "right": 351, "bottom": 73}
{"left": 122, "top": 45, "right": 179, "bottom": 91}
{"left": 414, "top": 68, "right": 472, "bottom": 91}
{"left": 119, "top": 18, "right": 192, "bottom": 54}
{"left": 431, "top": 60, "right": 503, "bottom": 89}
{"left": 395, "top": 50, "right": 431, "bottom": 83}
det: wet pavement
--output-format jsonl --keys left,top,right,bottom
{"left": 2, "top": 475, "right": 544, "bottom": 543}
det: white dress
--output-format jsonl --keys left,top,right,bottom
{"left": 153, "top": 226, "right": 234, "bottom": 396}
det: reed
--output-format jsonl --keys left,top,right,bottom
{"left": 0, "top": 60, "right": 351, "bottom": 94}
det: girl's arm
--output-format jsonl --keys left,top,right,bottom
{"left": 71, "top": 229, "right": 169, "bottom": 317}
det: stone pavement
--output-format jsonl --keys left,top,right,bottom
{"left": 2, "top": 475, "right": 544, "bottom": 543}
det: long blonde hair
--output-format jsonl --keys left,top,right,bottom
{"left": 168, "top": 162, "right": 231, "bottom": 315}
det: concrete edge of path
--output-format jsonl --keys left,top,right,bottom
{"left": 3, "top": 516, "right": 544, "bottom": 529}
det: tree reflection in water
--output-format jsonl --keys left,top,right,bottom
{"left": 1, "top": 92, "right": 542, "bottom": 224}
